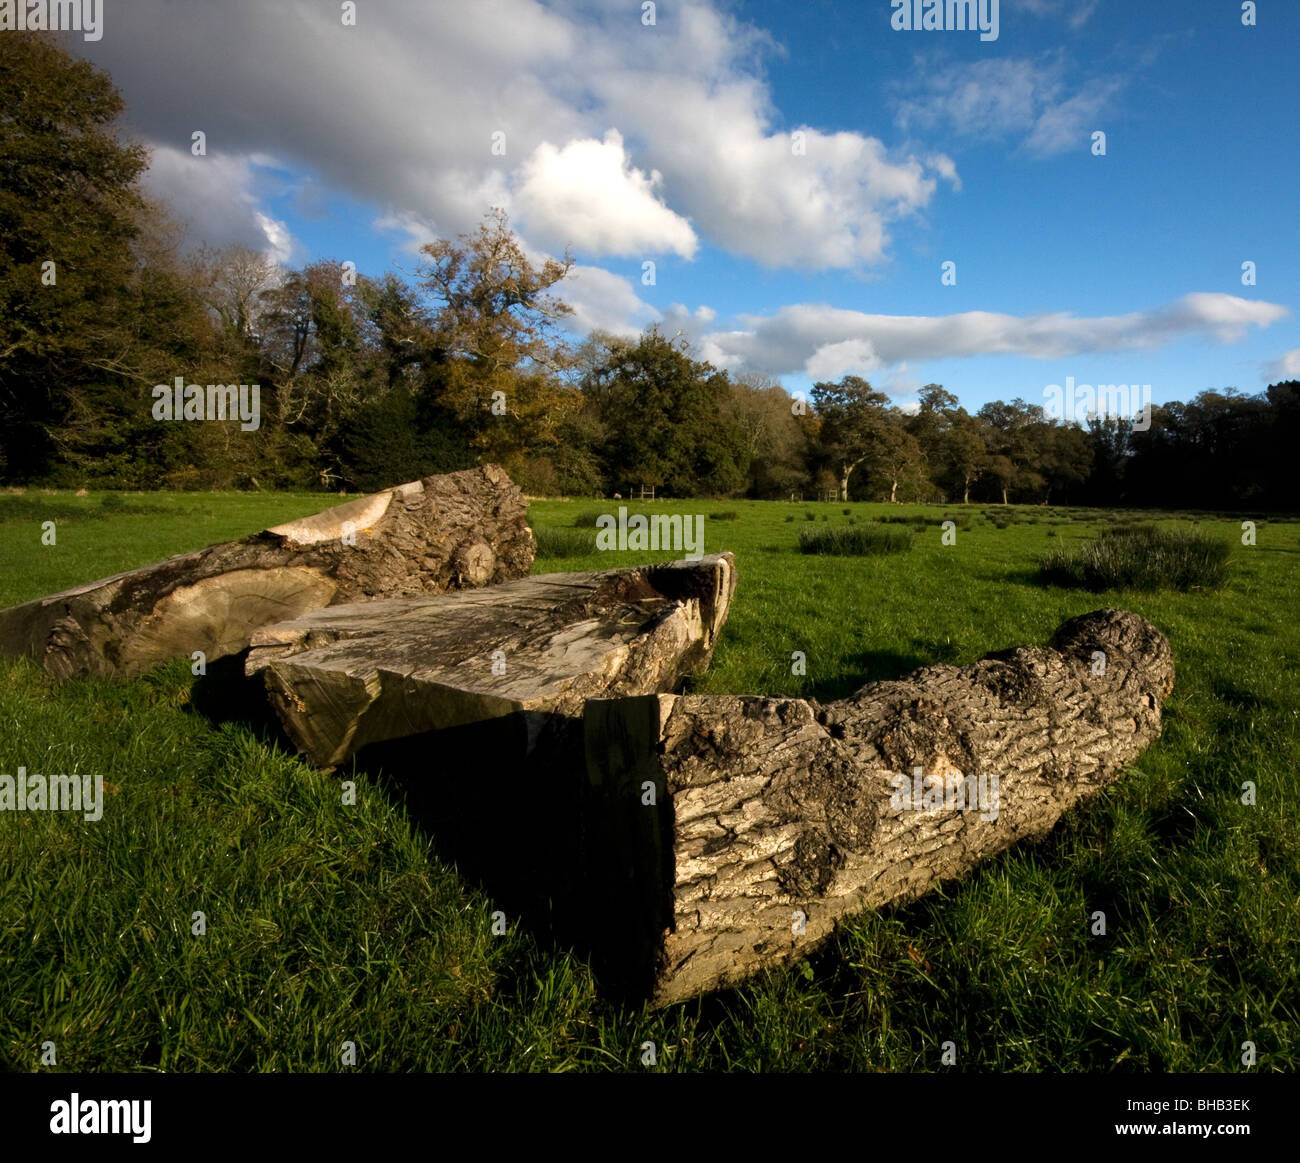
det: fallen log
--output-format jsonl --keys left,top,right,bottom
{"left": 245, "top": 553, "right": 736, "bottom": 769}
{"left": 582, "top": 608, "right": 1175, "bottom": 1006}
{"left": 0, "top": 466, "right": 534, "bottom": 680}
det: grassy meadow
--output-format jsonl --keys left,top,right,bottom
{"left": 1, "top": 490, "right": 1298, "bottom": 1071}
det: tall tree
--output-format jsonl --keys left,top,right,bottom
{"left": 1037, "top": 422, "right": 1092, "bottom": 503}
{"left": 945, "top": 410, "right": 987, "bottom": 503}
{"left": 1084, "top": 413, "right": 1133, "bottom": 504}
{"left": 863, "top": 414, "right": 927, "bottom": 503}
{"left": 810, "top": 375, "right": 891, "bottom": 501}
{"left": 0, "top": 32, "right": 148, "bottom": 480}
{"left": 416, "top": 207, "right": 576, "bottom": 459}
{"left": 723, "top": 372, "right": 812, "bottom": 498}
{"left": 906, "top": 384, "right": 958, "bottom": 465}
{"left": 977, "top": 398, "right": 1049, "bottom": 503}
{"left": 587, "top": 328, "right": 747, "bottom": 497}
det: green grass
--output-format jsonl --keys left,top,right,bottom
{"left": 0, "top": 490, "right": 341, "bottom": 609}
{"left": 798, "top": 523, "right": 914, "bottom": 556}
{"left": 877, "top": 511, "right": 971, "bottom": 531}
{"left": 2, "top": 492, "right": 1298, "bottom": 1071}
{"left": 533, "top": 527, "right": 594, "bottom": 559}
{"left": 1041, "top": 524, "right": 1233, "bottom": 592}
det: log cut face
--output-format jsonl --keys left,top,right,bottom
{"left": 582, "top": 608, "right": 1174, "bottom": 1006}
{"left": 245, "top": 553, "right": 736, "bottom": 769}
{"left": 0, "top": 466, "right": 534, "bottom": 680}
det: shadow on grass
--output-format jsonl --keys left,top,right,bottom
{"left": 807, "top": 650, "right": 926, "bottom": 701}
{"left": 809, "top": 640, "right": 965, "bottom": 702}
{"left": 346, "top": 714, "right": 661, "bottom": 1009}
{"left": 967, "top": 567, "right": 1045, "bottom": 589}
{"left": 188, "top": 652, "right": 300, "bottom": 753}
{"left": 184, "top": 658, "right": 680, "bottom": 1009}
{"left": 1209, "top": 680, "right": 1275, "bottom": 711}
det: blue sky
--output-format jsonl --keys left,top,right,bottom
{"left": 76, "top": 0, "right": 1299, "bottom": 416}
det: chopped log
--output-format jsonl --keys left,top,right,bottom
{"left": 244, "top": 554, "right": 735, "bottom": 769}
{"left": 0, "top": 466, "right": 534, "bottom": 680}
{"left": 582, "top": 609, "right": 1175, "bottom": 1006}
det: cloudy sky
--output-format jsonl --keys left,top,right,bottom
{"left": 76, "top": 0, "right": 1299, "bottom": 413}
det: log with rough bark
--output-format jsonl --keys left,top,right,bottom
{"left": 245, "top": 553, "right": 736, "bottom": 769}
{"left": 0, "top": 466, "right": 534, "bottom": 680}
{"left": 582, "top": 608, "right": 1175, "bottom": 1006}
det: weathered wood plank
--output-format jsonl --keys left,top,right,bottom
{"left": 246, "top": 553, "right": 736, "bottom": 768}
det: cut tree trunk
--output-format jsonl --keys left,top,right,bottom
{"left": 246, "top": 553, "right": 736, "bottom": 769}
{"left": 0, "top": 466, "right": 534, "bottom": 680}
{"left": 582, "top": 608, "right": 1174, "bottom": 1006}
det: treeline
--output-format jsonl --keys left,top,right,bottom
{"left": 3, "top": 33, "right": 1298, "bottom": 508}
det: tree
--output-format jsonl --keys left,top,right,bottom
{"left": 977, "top": 398, "right": 1050, "bottom": 503}
{"left": 337, "top": 383, "right": 460, "bottom": 493}
{"left": 723, "top": 372, "right": 812, "bottom": 498}
{"left": 945, "top": 411, "right": 987, "bottom": 503}
{"left": 416, "top": 207, "right": 575, "bottom": 455}
{"left": 194, "top": 244, "right": 280, "bottom": 347}
{"left": 982, "top": 452, "right": 1016, "bottom": 505}
{"left": 901, "top": 384, "right": 963, "bottom": 501}
{"left": 586, "top": 328, "right": 748, "bottom": 497}
{"left": 257, "top": 258, "right": 385, "bottom": 486}
{"left": 862, "top": 414, "right": 927, "bottom": 503}
{"left": 810, "top": 376, "right": 891, "bottom": 501}
{"left": 906, "top": 384, "right": 958, "bottom": 463}
{"left": 1261, "top": 380, "right": 1300, "bottom": 510}
{"left": 1037, "top": 422, "right": 1092, "bottom": 503}
{"left": 364, "top": 272, "right": 437, "bottom": 391}
{"left": 0, "top": 32, "right": 148, "bottom": 480}
{"left": 1084, "top": 413, "right": 1133, "bottom": 504}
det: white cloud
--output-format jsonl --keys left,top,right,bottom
{"left": 372, "top": 210, "right": 440, "bottom": 256}
{"left": 804, "top": 338, "right": 882, "bottom": 381}
{"left": 691, "top": 294, "right": 1289, "bottom": 379}
{"left": 139, "top": 144, "right": 297, "bottom": 263}
{"left": 1264, "top": 348, "right": 1300, "bottom": 381}
{"left": 659, "top": 304, "right": 743, "bottom": 367}
{"left": 557, "top": 265, "right": 660, "bottom": 339}
{"left": 594, "top": 72, "right": 946, "bottom": 268}
{"left": 927, "top": 153, "right": 962, "bottom": 192}
{"left": 1022, "top": 79, "right": 1123, "bottom": 156}
{"left": 514, "top": 131, "right": 697, "bottom": 258}
{"left": 893, "top": 55, "right": 1123, "bottom": 157}
{"left": 878, "top": 363, "right": 926, "bottom": 402}
{"left": 83, "top": 0, "right": 952, "bottom": 272}
{"left": 1067, "top": 1, "right": 1102, "bottom": 30}
{"left": 1013, "top": 0, "right": 1102, "bottom": 29}
{"left": 254, "top": 213, "right": 295, "bottom": 266}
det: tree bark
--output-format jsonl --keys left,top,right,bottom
{"left": 839, "top": 456, "right": 866, "bottom": 502}
{"left": 582, "top": 609, "right": 1174, "bottom": 1006}
{"left": 0, "top": 466, "right": 534, "bottom": 680}
{"left": 246, "top": 554, "right": 736, "bottom": 769}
